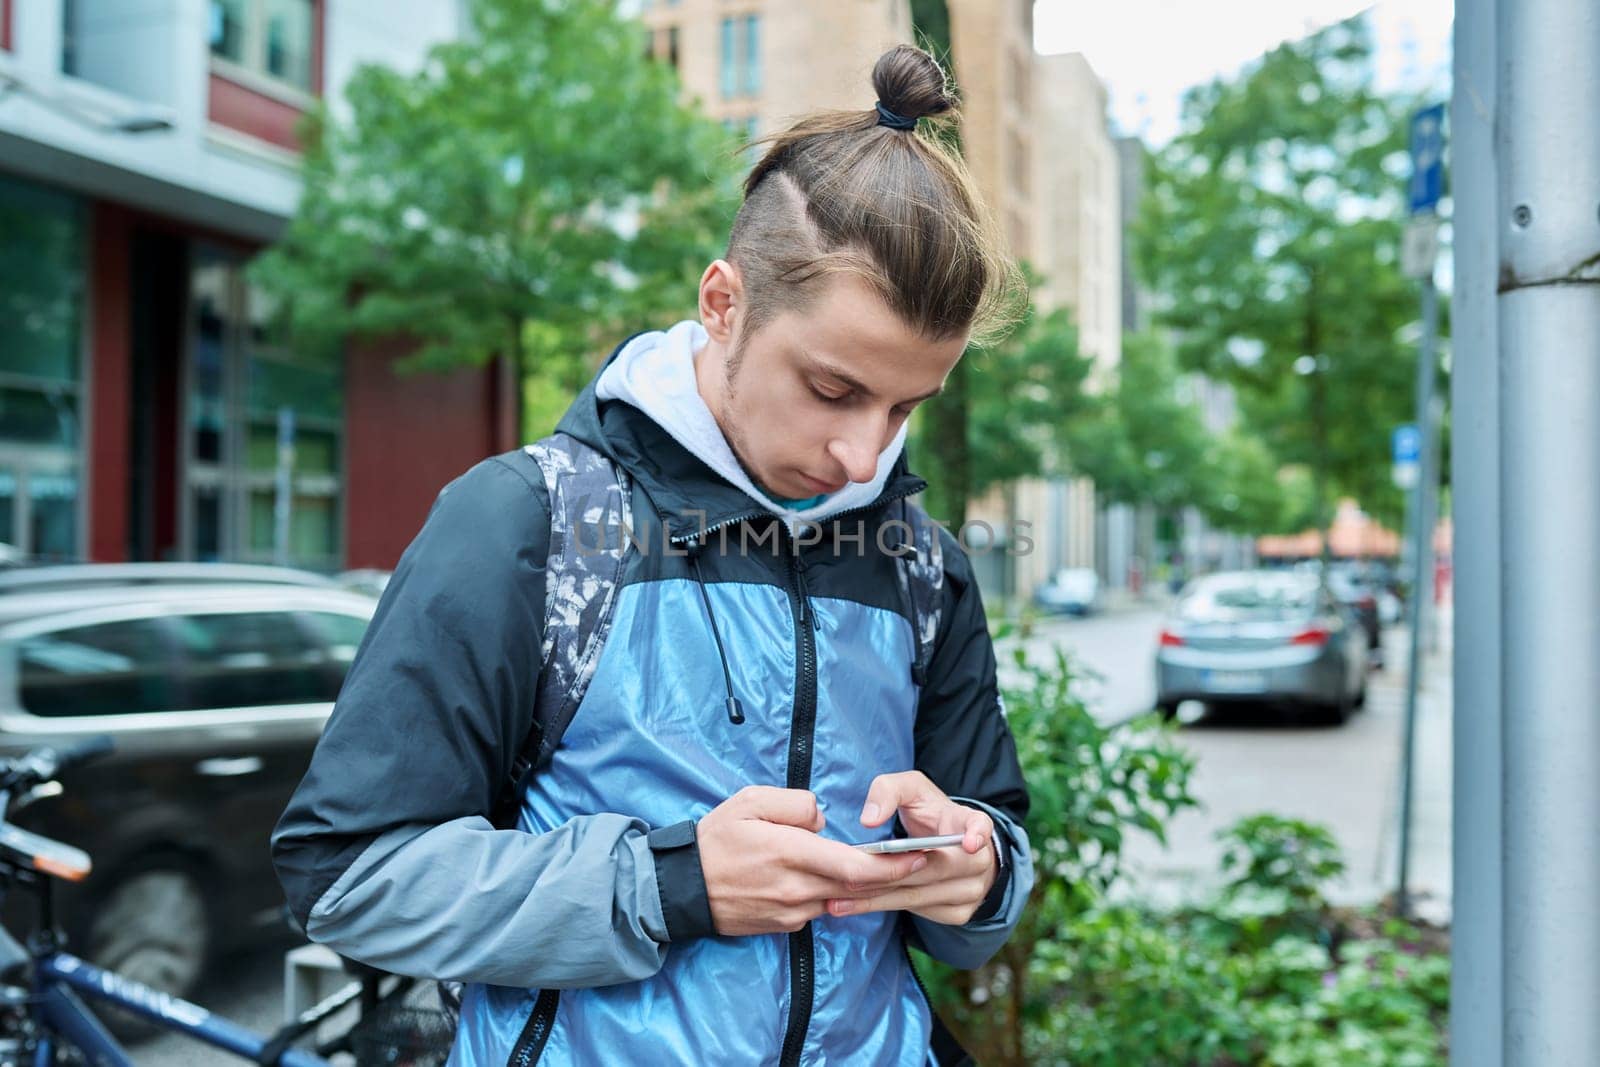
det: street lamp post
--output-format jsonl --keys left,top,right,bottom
{"left": 1493, "top": 0, "right": 1600, "bottom": 1062}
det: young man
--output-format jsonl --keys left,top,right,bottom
{"left": 273, "top": 45, "right": 1032, "bottom": 1065}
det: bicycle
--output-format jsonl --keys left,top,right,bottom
{"left": 0, "top": 736, "right": 452, "bottom": 1066}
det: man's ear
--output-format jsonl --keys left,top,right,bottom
{"left": 698, "top": 260, "right": 742, "bottom": 345}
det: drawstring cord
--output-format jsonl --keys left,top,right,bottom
{"left": 688, "top": 538, "right": 746, "bottom": 725}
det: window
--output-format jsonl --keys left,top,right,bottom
{"left": 0, "top": 173, "right": 84, "bottom": 561}
{"left": 19, "top": 619, "right": 179, "bottom": 717}
{"left": 742, "top": 16, "right": 760, "bottom": 96}
{"left": 301, "top": 611, "right": 369, "bottom": 662}
{"left": 186, "top": 249, "right": 344, "bottom": 569}
{"left": 173, "top": 611, "right": 329, "bottom": 708}
{"left": 209, "top": 0, "right": 315, "bottom": 94}
{"left": 61, "top": 0, "right": 79, "bottom": 74}
{"left": 719, "top": 14, "right": 760, "bottom": 98}
{"left": 668, "top": 25, "right": 680, "bottom": 69}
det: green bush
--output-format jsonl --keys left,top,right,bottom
{"left": 915, "top": 642, "right": 1450, "bottom": 1066}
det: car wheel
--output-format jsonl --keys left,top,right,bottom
{"left": 1320, "top": 687, "right": 1352, "bottom": 726}
{"left": 84, "top": 863, "right": 212, "bottom": 1039}
{"left": 1353, "top": 678, "right": 1368, "bottom": 709}
{"left": 1157, "top": 701, "right": 1181, "bottom": 723}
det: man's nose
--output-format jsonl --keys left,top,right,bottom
{"left": 828, "top": 423, "right": 884, "bottom": 485}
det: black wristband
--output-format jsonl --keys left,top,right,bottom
{"left": 968, "top": 830, "right": 1011, "bottom": 924}
{"left": 647, "top": 819, "right": 717, "bottom": 942}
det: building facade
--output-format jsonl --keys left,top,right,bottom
{"left": 0, "top": 0, "right": 515, "bottom": 571}
{"left": 640, "top": 0, "right": 912, "bottom": 141}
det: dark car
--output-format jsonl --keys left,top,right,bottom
{"left": 0, "top": 568, "right": 374, "bottom": 1004}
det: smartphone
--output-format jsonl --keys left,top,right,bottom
{"left": 853, "top": 834, "right": 967, "bottom": 855}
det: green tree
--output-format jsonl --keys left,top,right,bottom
{"left": 1137, "top": 15, "right": 1423, "bottom": 534}
{"left": 1067, "top": 332, "right": 1217, "bottom": 516}
{"left": 253, "top": 0, "right": 739, "bottom": 430}
{"left": 911, "top": 297, "right": 1091, "bottom": 527}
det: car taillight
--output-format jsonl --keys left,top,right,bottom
{"left": 1159, "top": 630, "right": 1184, "bottom": 647}
{"left": 1290, "top": 627, "right": 1330, "bottom": 646}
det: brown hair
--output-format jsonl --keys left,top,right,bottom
{"left": 726, "top": 44, "right": 1022, "bottom": 351}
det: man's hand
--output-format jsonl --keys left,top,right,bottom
{"left": 823, "top": 771, "right": 998, "bottom": 926}
{"left": 697, "top": 785, "right": 930, "bottom": 936}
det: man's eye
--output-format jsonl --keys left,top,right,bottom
{"left": 811, "top": 386, "right": 849, "bottom": 403}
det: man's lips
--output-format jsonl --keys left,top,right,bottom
{"left": 800, "top": 473, "right": 846, "bottom": 494}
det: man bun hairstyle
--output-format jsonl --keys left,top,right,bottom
{"left": 727, "top": 44, "right": 1023, "bottom": 352}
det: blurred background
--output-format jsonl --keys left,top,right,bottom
{"left": 0, "top": 0, "right": 1464, "bottom": 1063}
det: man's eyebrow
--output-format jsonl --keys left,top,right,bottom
{"left": 806, "top": 355, "right": 946, "bottom": 405}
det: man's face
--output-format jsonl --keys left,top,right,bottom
{"left": 709, "top": 274, "right": 967, "bottom": 501}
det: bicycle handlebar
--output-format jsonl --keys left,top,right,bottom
{"left": 0, "top": 736, "right": 115, "bottom": 795}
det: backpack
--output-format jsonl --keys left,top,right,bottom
{"left": 488, "top": 430, "right": 947, "bottom": 829}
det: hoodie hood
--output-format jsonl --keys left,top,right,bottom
{"left": 555, "top": 322, "right": 925, "bottom": 541}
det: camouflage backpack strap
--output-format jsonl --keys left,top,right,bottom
{"left": 893, "top": 497, "right": 946, "bottom": 688}
{"left": 492, "top": 431, "right": 633, "bottom": 829}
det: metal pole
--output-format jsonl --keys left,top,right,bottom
{"left": 1450, "top": 0, "right": 1503, "bottom": 1059}
{"left": 1497, "top": 0, "right": 1600, "bottom": 1061}
{"left": 1396, "top": 271, "right": 1438, "bottom": 919}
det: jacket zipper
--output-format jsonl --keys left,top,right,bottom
{"left": 778, "top": 526, "right": 818, "bottom": 1067}
{"left": 663, "top": 488, "right": 926, "bottom": 1064}
{"left": 507, "top": 989, "right": 560, "bottom": 1066}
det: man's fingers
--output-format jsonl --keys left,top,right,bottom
{"left": 734, "top": 786, "right": 825, "bottom": 831}
{"left": 860, "top": 771, "right": 936, "bottom": 827}
{"left": 957, "top": 807, "right": 993, "bottom": 854}
{"left": 822, "top": 877, "right": 980, "bottom": 919}
{"left": 787, "top": 835, "right": 928, "bottom": 889}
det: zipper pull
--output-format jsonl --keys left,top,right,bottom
{"left": 792, "top": 548, "right": 811, "bottom": 627}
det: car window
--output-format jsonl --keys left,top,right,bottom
{"left": 17, "top": 617, "right": 180, "bottom": 717}
{"left": 300, "top": 611, "right": 368, "bottom": 664}
{"left": 173, "top": 611, "right": 329, "bottom": 708}
{"left": 1179, "top": 578, "right": 1318, "bottom": 622}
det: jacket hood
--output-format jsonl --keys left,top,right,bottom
{"left": 554, "top": 323, "right": 927, "bottom": 542}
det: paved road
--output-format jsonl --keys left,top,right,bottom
{"left": 139, "top": 602, "right": 1454, "bottom": 1061}
{"left": 1011, "top": 604, "right": 1453, "bottom": 921}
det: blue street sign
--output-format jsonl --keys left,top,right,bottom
{"left": 1408, "top": 103, "right": 1445, "bottom": 215}
{"left": 1393, "top": 424, "right": 1421, "bottom": 465}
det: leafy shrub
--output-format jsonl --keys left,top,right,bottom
{"left": 916, "top": 641, "right": 1450, "bottom": 1066}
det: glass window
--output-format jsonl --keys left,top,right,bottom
{"left": 18, "top": 618, "right": 178, "bottom": 717}
{"left": 174, "top": 611, "right": 328, "bottom": 708}
{"left": 0, "top": 388, "right": 78, "bottom": 449}
{"left": 265, "top": 0, "right": 313, "bottom": 89}
{"left": 720, "top": 18, "right": 737, "bottom": 98}
{"left": 29, "top": 471, "right": 78, "bottom": 562}
{"left": 210, "top": 0, "right": 248, "bottom": 61}
{"left": 0, "top": 174, "right": 84, "bottom": 385}
{"left": 0, "top": 468, "right": 14, "bottom": 547}
{"left": 301, "top": 611, "right": 369, "bottom": 666}
{"left": 742, "top": 16, "right": 760, "bottom": 96}
{"left": 61, "top": 0, "right": 80, "bottom": 75}
{"left": 209, "top": 0, "right": 313, "bottom": 93}
{"left": 719, "top": 15, "right": 761, "bottom": 99}
{"left": 187, "top": 252, "right": 342, "bottom": 568}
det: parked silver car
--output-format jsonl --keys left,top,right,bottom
{"left": 1155, "top": 570, "right": 1368, "bottom": 723}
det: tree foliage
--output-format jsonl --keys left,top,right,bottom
{"left": 253, "top": 0, "right": 739, "bottom": 403}
{"left": 911, "top": 295, "right": 1092, "bottom": 525}
{"left": 1137, "top": 15, "right": 1427, "bottom": 529}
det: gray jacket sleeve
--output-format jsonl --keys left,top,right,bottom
{"left": 271, "top": 455, "right": 712, "bottom": 990}
{"left": 906, "top": 530, "right": 1035, "bottom": 970}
